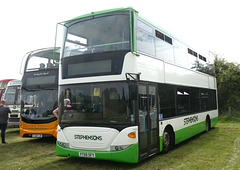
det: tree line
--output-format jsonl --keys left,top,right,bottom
{"left": 214, "top": 54, "right": 240, "bottom": 115}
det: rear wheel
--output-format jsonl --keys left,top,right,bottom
{"left": 205, "top": 117, "right": 211, "bottom": 132}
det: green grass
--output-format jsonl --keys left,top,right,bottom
{"left": 219, "top": 115, "right": 240, "bottom": 122}
{"left": 1, "top": 120, "right": 240, "bottom": 170}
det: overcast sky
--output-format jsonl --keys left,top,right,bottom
{"left": 1, "top": 0, "right": 239, "bottom": 80}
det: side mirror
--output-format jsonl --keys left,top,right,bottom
{"left": 129, "top": 84, "right": 138, "bottom": 100}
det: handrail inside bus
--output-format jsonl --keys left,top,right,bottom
{"left": 64, "top": 41, "right": 130, "bottom": 53}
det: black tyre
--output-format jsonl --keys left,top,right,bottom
{"left": 205, "top": 117, "right": 211, "bottom": 132}
{"left": 162, "top": 130, "right": 172, "bottom": 154}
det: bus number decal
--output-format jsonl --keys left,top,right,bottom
{"left": 74, "top": 135, "right": 102, "bottom": 141}
{"left": 184, "top": 115, "right": 198, "bottom": 125}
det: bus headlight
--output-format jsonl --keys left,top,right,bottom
{"left": 58, "top": 141, "right": 70, "bottom": 148}
{"left": 110, "top": 145, "right": 130, "bottom": 151}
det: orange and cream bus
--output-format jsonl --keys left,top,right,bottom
{"left": 19, "top": 47, "right": 60, "bottom": 138}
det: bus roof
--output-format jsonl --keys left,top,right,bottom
{"left": 61, "top": 7, "right": 137, "bottom": 24}
{"left": 26, "top": 47, "right": 60, "bottom": 60}
{"left": 7, "top": 80, "right": 21, "bottom": 86}
{"left": 0, "top": 79, "right": 16, "bottom": 82}
{"left": 60, "top": 7, "right": 180, "bottom": 44}
{"left": 60, "top": 7, "right": 208, "bottom": 58}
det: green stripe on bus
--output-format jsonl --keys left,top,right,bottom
{"left": 132, "top": 11, "right": 137, "bottom": 53}
{"left": 56, "top": 142, "right": 139, "bottom": 163}
{"left": 211, "top": 117, "right": 218, "bottom": 127}
{"left": 159, "top": 117, "right": 218, "bottom": 148}
{"left": 174, "top": 121, "right": 206, "bottom": 145}
{"left": 159, "top": 136, "right": 163, "bottom": 152}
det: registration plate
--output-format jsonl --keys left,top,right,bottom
{"left": 79, "top": 152, "right": 95, "bottom": 158}
{"left": 32, "top": 134, "right": 42, "bottom": 138}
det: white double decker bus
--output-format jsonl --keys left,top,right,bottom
{"left": 55, "top": 8, "right": 218, "bottom": 163}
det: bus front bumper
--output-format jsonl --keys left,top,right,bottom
{"left": 56, "top": 141, "right": 139, "bottom": 163}
{"left": 19, "top": 127, "right": 57, "bottom": 138}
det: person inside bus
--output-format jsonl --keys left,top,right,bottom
{"left": 47, "top": 61, "right": 54, "bottom": 68}
{"left": 24, "top": 106, "right": 36, "bottom": 114}
{"left": 52, "top": 99, "right": 71, "bottom": 118}
{"left": 39, "top": 63, "right": 45, "bottom": 69}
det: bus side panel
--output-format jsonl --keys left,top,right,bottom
{"left": 159, "top": 109, "right": 218, "bottom": 146}
{"left": 174, "top": 121, "right": 205, "bottom": 145}
{"left": 159, "top": 136, "right": 163, "bottom": 152}
{"left": 159, "top": 120, "right": 205, "bottom": 152}
{"left": 174, "top": 116, "right": 218, "bottom": 145}
{"left": 19, "top": 117, "right": 58, "bottom": 138}
{"left": 211, "top": 117, "right": 218, "bottom": 127}
{"left": 56, "top": 142, "right": 139, "bottom": 163}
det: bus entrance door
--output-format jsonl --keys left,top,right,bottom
{"left": 138, "top": 84, "right": 159, "bottom": 160}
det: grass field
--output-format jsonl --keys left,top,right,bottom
{"left": 1, "top": 119, "right": 240, "bottom": 170}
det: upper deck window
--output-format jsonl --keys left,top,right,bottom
{"left": 25, "top": 49, "right": 60, "bottom": 72}
{"left": 137, "top": 20, "right": 153, "bottom": 34}
{"left": 136, "top": 19, "right": 155, "bottom": 56}
{"left": 155, "top": 30, "right": 172, "bottom": 45}
{"left": 174, "top": 40, "right": 188, "bottom": 68}
{"left": 26, "top": 56, "right": 53, "bottom": 71}
{"left": 199, "top": 55, "right": 207, "bottom": 62}
{"left": 63, "top": 14, "right": 130, "bottom": 57}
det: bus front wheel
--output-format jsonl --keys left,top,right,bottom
{"left": 162, "top": 129, "right": 173, "bottom": 154}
